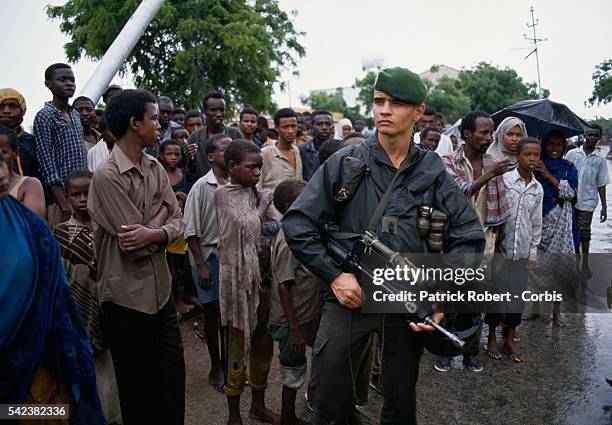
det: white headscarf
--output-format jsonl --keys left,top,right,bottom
{"left": 334, "top": 118, "right": 353, "bottom": 140}
{"left": 487, "top": 116, "right": 527, "bottom": 170}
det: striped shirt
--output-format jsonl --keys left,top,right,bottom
{"left": 34, "top": 101, "right": 87, "bottom": 189}
{"left": 54, "top": 217, "right": 104, "bottom": 352}
{"left": 442, "top": 145, "right": 510, "bottom": 226}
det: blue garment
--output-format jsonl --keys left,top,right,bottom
{"left": 14, "top": 131, "right": 40, "bottom": 179}
{"left": 0, "top": 196, "right": 105, "bottom": 424}
{"left": 192, "top": 248, "right": 220, "bottom": 304}
{"left": 298, "top": 138, "right": 321, "bottom": 181}
{"left": 537, "top": 159, "right": 579, "bottom": 248}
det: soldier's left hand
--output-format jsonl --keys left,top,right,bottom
{"left": 409, "top": 312, "right": 444, "bottom": 333}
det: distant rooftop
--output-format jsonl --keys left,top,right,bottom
{"left": 419, "top": 64, "right": 460, "bottom": 85}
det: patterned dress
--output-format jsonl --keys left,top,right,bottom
{"left": 533, "top": 159, "right": 579, "bottom": 291}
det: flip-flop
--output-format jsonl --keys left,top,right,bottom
{"left": 462, "top": 357, "right": 483, "bottom": 372}
{"left": 502, "top": 349, "right": 524, "bottom": 363}
{"left": 483, "top": 344, "right": 503, "bottom": 360}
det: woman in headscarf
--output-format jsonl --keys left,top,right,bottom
{"left": 334, "top": 118, "right": 353, "bottom": 140}
{"left": 487, "top": 117, "right": 527, "bottom": 170}
{"left": 530, "top": 130, "right": 578, "bottom": 326}
{"left": 0, "top": 150, "right": 105, "bottom": 424}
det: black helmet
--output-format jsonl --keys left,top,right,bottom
{"left": 418, "top": 313, "right": 482, "bottom": 357}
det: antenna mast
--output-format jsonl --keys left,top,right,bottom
{"left": 524, "top": 6, "right": 547, "bottom": 98}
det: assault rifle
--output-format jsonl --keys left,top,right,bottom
{"left": 324, "top": 229, "right": 466, "bottom": 351}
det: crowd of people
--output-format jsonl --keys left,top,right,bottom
{"left": 0, "top": 62, "right": 609, "bottom": 425}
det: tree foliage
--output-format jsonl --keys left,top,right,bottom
{"left": 589, "top": 116, "right": 612, "bottom": 136}
{"left": 458, "top": 62, "right": 547, "bottom": 114}
{"left": 588, "top": 58, "right": 612, "bottom": 106}
{"left": 354, "top": 71, "right": 376, "bottom": 117}
{"left": 425, "top": 77, "right": 471, "bottom": 124}
{"left": 46, "top": 0, "right": 305, "bottom": 113}
{"left": 300, "top": 88, "right": 367, "bottom": 126}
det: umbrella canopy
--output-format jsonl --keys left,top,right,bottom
{"left": 492, "top": 99, "right": 594, "bottom": 139}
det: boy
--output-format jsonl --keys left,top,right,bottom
{"left": 158, "top": 139, "right": 200, "bottom": 316}
{"left": 34, "top": 63, "right": 87, "bottom": 227}
{"left": 214, "top": 139, "right": 279, "bottom": 425}
{"left": 184, "top": 134, "right": 232, "bottom": 391}
{"left": 268, "top": 179, "right": 321, "bottom": 425}
{"left": 419, "top": 126, "right": 441, "bottom": 152}
{"left": 486, "top": 137, "right": 543, "bottom": 363}
{"left": 54, "top": 170, "right": 121, "bottom": 424}
{"left": 73, "top": 96, "right": 101, "bottom": 151}
{"left": 87, "top": 115, "right": 116, "bottom": 172}
{"left": 88, "top": 89, "right": 186, "bottom": 425}
{"left": 565, "top": 125, "right": 609, "bottom": 277}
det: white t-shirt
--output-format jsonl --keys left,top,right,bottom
{"left": 87, "top": 140, "right": 111, "bottom": 172}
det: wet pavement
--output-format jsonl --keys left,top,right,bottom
{"left": 182, "top": 158, "right": 612, "bottom": 425}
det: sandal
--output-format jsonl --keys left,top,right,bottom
{"left": 434, "top": 358, "right": 451, "bottom": 372}
{"left": 483, "top": 344, "right": 503, "bottom": 360}
{"left": 502, "top": 349, "right": 524, "bottom": 363}
{"left": 462, "top": 357, "right": 483, "bottom": 372}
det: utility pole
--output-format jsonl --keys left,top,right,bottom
{"left": 524, "top": 6, "right": 546, "bottom": 99}
{"left": 79, "top": 0, "right": 165, "bottom": 105}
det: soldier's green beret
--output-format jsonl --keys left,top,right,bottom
{"left": 374, "top": 67, "right": 427, "bottom": 105}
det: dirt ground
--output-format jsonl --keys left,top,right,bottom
{"left": 181, "top": 310, "right": 612, "bottom": 425}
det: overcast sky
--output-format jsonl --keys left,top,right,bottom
{"left": 2, "top": 0, "right": 611, "bottom": 129}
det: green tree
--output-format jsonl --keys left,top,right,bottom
{"left": 300, "top": 88, "right": 367, "bottom": 128}
{"left": 47, "top": 0, "right": 305, "bottom": 113}
{"left": 425, "top": 76, "right": 471, "bottom": 124}
{"left": 354, "top": 71, "right": 376, "bottom": 117}
{"left": 589, "top": 116, "right": 612, "bottom": 136}
{"left": 588, "top": 58, "right": 612, "bottom": 106}
{"left": 458, "top": 62, "right": 547, "bottom": 113}
{"left": 300, "top": 88, "right": 347, "bottom": 113}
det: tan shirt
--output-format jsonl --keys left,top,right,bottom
{"left": 269, "top": 228, "right": 323, "bottom": 327}
{"left": 88, "top": 145, "right": 183, "bottom": 314}
{"left": 261, "top": 141, "right": 303, "bottom": 193}
{"left": 183, "top": 170, "right": 226, "bottom": 263}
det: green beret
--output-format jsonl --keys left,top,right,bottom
{"left": 374, "top": 67, "right": 427, "bottom": 105}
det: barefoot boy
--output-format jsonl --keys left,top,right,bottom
{"left": 268, "top": 179, "right": 322, "bottom": 425}
{"left": 184, "top": 134, "right": 232, "bottom": 391}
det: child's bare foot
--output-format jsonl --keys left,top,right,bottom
{"left": 249, "top": 407, "right": 280, "bottom": 424}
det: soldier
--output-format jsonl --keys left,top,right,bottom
{"left": 282, "top": 67, "right": 485, "bottom": 424}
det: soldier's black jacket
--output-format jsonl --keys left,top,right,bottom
{"left": 282, "top": 135, "right": 485, "bottom": 301}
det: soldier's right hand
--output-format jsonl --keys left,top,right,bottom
{"left": 491, "top": 158, "right": 511, "bottom": 176}
{"left": 331, "top": 273, "right": 363, "bottom": 309}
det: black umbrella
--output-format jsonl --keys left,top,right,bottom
{"left": 492, "top": 99, "right": 594, "bottom": 139}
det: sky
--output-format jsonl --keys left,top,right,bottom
{"left": 2, "top": 0, "right": 611, "bottom": 129}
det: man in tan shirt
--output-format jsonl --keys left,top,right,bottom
{"left": 260, "top": 108, "right": 303, "bottom": 193}
{"left": 88, "top": 89, "right": 186, "bottom": 425}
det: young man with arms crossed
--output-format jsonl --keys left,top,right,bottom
{"left": 88, "top": 89, "right": 186, "bottom": 425}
